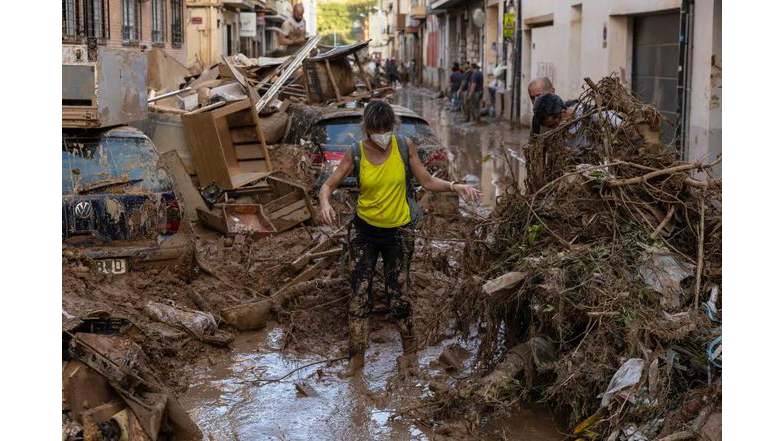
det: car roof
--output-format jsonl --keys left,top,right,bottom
{"left": 316, "top": 104, "right": 427, "bottom": 125}
{"left": 63, "top": 125, "right": 150, "bottom": 140}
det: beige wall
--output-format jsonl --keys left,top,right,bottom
{"left": 185, "top": 1, "right": 246, "bottom": 66}
{"left": 519, "top": 0, "right": 680, "bottom": 121}
{"left": 516, "top": 0, "right": 719, "bottom": 164}
{"left": 687, "top": 0, "right": 721, "bottom": 175}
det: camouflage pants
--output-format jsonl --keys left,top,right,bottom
{"left": 347, "top": 217, "right": 415, "bottom": 320}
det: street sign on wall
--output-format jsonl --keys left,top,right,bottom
{"left": 240, "top": 12, "right": 257, "bottom": 37}
{"left": 503, "top": 13, "right": 515, "bottom": 38}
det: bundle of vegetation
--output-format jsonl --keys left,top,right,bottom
{"left": 423, "top": 75, "right": 722, "bottom": 440}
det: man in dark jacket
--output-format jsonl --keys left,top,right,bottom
{"left": 460, "top": 63, "right": 473, "bottom": 118}
{"left": 468, "top": 63, "right": 484, "bottom": 122}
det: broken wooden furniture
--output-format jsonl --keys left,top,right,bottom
{"left": 233, "top": 175, "right": 315, "bottom": 233}
{"left": 301, "top": 40, "right": 374, "bottom": 104}
{"left": 196, "top": 204, "right": 275, "bottom": 238}
{"left": 196, "top": 174, "right": 315, "bottom": 236}
{"left": 182, "top": 98, "right": 272, "bottom": 190}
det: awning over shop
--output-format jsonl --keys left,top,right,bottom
{"left": 429, "top": 0, "right": 471, "bottom": 12}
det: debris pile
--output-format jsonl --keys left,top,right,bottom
{"left": 426, "top": 76, "right": 722, "bottom": 440}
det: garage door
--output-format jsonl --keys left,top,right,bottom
{"left": 632, "top": 11, "right": 680, "bottom": 145}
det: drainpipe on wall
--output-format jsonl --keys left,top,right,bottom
{"left": 676, "top": 0, "right": 694, "bottom": 160}
{"left": 511, "top": 0, "right": 522, "bottom": 126}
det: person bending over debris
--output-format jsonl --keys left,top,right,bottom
{"left": 318, "top": 100, "right": 481, "bottom": 377}
{"left": 527, "top": 77, "right": 555, "bottom": 104}
{"left": 532, "top": 92, "right": 622, "bottom": 149}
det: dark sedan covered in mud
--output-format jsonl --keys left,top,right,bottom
{"left": 62, "top": 126, "right": 188, "bottom": 273}
{"left": 308, "top": 104, "right": 451, "bottom": 189}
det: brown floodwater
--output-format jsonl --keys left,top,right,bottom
{"left": 181, "top": 323, "right": 564, "bottom": 440}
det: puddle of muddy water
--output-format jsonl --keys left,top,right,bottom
{"left": 394, "top": 87, "right": 530, "bottom": 208}
{"left": 181, "top": 323, "right": 564, "bottom": 441}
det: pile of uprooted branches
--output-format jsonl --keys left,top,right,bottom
{"left": 428, "top": 75, "right": 722, "bottom": 440}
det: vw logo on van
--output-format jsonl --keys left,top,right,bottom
{"left": 74, "top": 201, "right": 94, "bottom": 219}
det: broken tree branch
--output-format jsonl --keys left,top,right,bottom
{"left": 248, "top": 356, "right": 347, "bottom": 386}
{"left": 651, "top": 205, "right": 676, "bottom": 240}
{"left": 693, "top": 197, "right": 706, "bottom": 310}
{"left": 606, "top": 155, "right": 722, "bottom": 187}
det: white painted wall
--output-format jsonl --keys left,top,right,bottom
{"left": 514, "top": 0, "right": 720, "bottom": 165}
{"left": 519, "top": 0, "right": 680, "bottom": 123}
{"left": 687, "top": 0, "right": 722, "bottom": 176}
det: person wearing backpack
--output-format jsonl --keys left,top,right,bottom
{"left": 318, "top": 100, "right": 480, "bottom": 377}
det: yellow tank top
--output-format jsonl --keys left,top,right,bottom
{"left": 357, "top": 137, "right": 411, "bottom": 228}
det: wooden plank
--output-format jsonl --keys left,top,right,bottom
{"left": 268, "top": 176, "right": 316, "bottom": 221}
{"left": 274, "top": 257, "right": 333, "bottom": 297}
{"left": 235, "top": 143, "right": 265, "bottom": 160}
{"left": 182, "top": 112, "right": 233, "bottom": 189}
{"left": 354, "top": 52, "right": 373, "bottom": 91}
{"left": 230, "top": 126, "right": 260, "bottom": 144}
{"left": 215, "top": 116, "right": 240, "bottom": 174}
{"left": 230, "top": 172, "right": 269, "bottom": 189}
{"left": 270, "top": 199, "right": 307, "bottom": 219}
{"left": 264, "top": 191, "right": 300, "bottom": 214}
{"left": 226, "top": 110, "right": 256, "bottom": 127}
{"left": 184, "top": 100, "right": 226, "bottom": 115}
{"left": 212, "top": 99, "right": 251, "bottom": 119}
{"left": 324, "top": 58, "right": 343, "bottom": 100}
{"left": 250, "top": 100, "right": 273, "bottom": 172}
{"left": 161, "top": 151, "right": 208, "bottom": 223}
{"left": 238, "top": 159, "right": 269, "bottom": 173}
{"left": 196, "top": 208, "right": 228, "bottom": 234}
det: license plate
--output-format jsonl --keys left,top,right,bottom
{"left": 95, "top": 258, "right": 128, "bottom": 274}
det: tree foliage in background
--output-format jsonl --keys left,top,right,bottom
{"left": 316, "top": 0, "right": 379, "bottom": 45}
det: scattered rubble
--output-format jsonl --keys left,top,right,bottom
{"left": 414, "top": 75, "right": 722, "bottom": 440}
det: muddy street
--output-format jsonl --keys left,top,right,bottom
{"left": 171, "top": 89, "right": 563, "bottom": 440}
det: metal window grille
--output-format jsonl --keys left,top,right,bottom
{"left": 170, "top": 0, "right": 183, "bottom": 44}
{"left": 122, "top": 0, "right": 141, "bottom": 42}
{"left": 84, "top": 0, "right": 109, "bottom": 39}
{"left": 152, "top": 0, "right": 167, "bottom": 43}
{"left": 63, "top": 0, "right": 79, "bottom": 38}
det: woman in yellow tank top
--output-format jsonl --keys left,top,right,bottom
{"left": 318, "top": 101, "right": 480, "bottom": 377}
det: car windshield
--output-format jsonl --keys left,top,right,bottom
{"left": 316, "top": 116, "right": 438, "bottom": 147}
{"left": 62, "top": 135, "right": 173, "bottom": 195}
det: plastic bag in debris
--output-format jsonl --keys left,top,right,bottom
{"left": 600, "top": 358, "right": 645, "bottom": 407}
{"left": 638, "top": 245, "right": 695, "bottom": 309}
{"left": 144, "top": 301, "right": 217, "bottom": 337}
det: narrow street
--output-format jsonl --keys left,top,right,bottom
{"left": 395, "top": 87, "right": 530, "bottom": 208}
{"left": 57, "top": 1, "right": 722, "bottom": 439}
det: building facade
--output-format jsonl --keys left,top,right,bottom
{"left": 62, "top": 0, "right": 188, "bottom": 64}
{"left": 415, "top": 0, "right": 720, "bottom": 171}
{"left": 185, "top": 0, "right": 267, "bottom": 66}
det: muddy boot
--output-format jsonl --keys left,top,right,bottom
{"left": 396, "top": 317, "right": 419, "bottom": 377}
{"left": 340, "top": 317, "right": 369, "bottom": 378}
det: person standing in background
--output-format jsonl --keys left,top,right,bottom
{"left": 278, "top": 3, "right": 308, "bottom": 55}
{"left": 468, "top": 63, "right": 484, "bottom": 123}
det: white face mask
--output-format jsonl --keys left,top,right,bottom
{"left": 370, "top": 132, "right": 393, "bottom": 150}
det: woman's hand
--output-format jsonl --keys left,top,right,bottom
{"left": 320, "top": 203, "right": 337, "bottom": 227}
{"left": 452, "top": 184, "right": 481, "bottom": 203}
